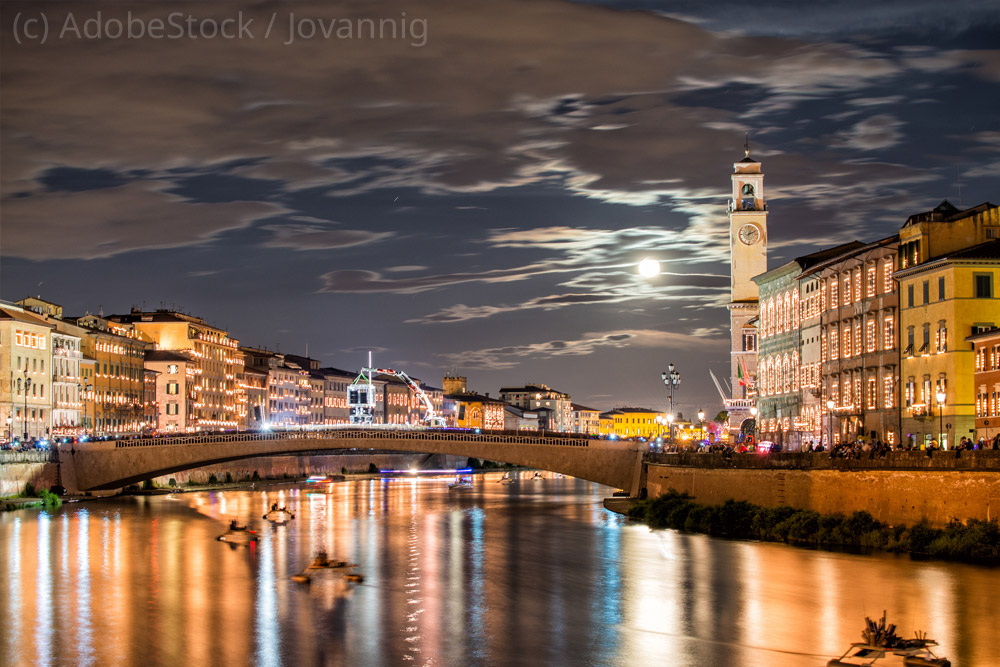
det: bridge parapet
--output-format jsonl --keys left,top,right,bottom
{"left": 103, "top": 429, "right": 591, "bottom": 449}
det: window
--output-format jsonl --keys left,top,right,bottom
{"left": 867, "top": 267, "right": 876, "bottom": 297}
{"left": 843, "top": 277, "right": 851, "bottom": 306}
{"left": 166, "top": 403, "right": 179, "bottom": 415}
{"left": 830, "top": 280, "right": 838, "bottom": 309}
{"left": 920, "top": 324, "right": 930, "bottom": 354}
{"left": 854, "top": 271, "right": 862, "bottom": 303}
{"left": 884, "top": 376, "right": 895, "bottom": 409}
{"left": 905, "top": 327, "right": 914, "bottom": 356}
{"left": 922, "top": 280, "right": 929, "bottom": 304}
{"left": 167, "top": 382, "right": 179, "bottom": 395}
{"left": 883, "top": 261, "right": 893, "bottom": 294}
{"left": 908, "top": 284, "right": 914, "bottom": 308}
{"left": 866, "top": 319, "right": 877, "bottom": 352}
{"left": 884, "top": 315, "right": 894, "bottom": 350}
{"left": 867, "top": 377, "right": 877, "bottom": 410}
{"left": 975, "top": 273, "right": 993, "bottom": 298}
{"left": 843, "top": 326, "right": 852, "bottom": 358}
{"left": 936, "top": 322, "right": 947, "bottom": 354}
{"left": 938, "top": 277, "right": 945, "bottom": 301}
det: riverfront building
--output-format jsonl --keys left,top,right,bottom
{"left": 110, "top": 310, "right": 241, "bottom": 431}
{"left": 499, "top": 383, "right": 573, "bottom": 432}
{"left": 969, "top": 327, "right": 1000, "bottom": 442}
{"left": 753, "top": 242, "right": 865, "bottom": 449}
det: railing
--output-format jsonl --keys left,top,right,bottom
{"left": 103, "top": 428, "right": 591, "bottom": 449}
{"left": 647, "top": 449, "right": 1000, "bottom": 471}
{"left": 0, "top": 450, "right": 60, "bottom": 464}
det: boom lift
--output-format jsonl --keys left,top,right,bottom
{"left": 347, "top": 356, "right": 446, "bottom": 427}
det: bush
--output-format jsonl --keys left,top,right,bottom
{"left": 225, "top": 472, "right": 233, "bottom": 484}
{"left": 781, "top": 510, "right": 821, "bottom": 543}
{"left": 39, "top": 489, "right": 62, "bottom": 508}
{"left": 251, "top": 470, "right": 260, "bottom": 481}
{"left": 367, "top": 463, "right": 379, "bottom": 474}
{"left": 168, "top": 478, "right": 177, "bottom": 487}
{"left": 342, "top": 467, "right": 348, "bottom": 475}
{"left": 142, "top": 479, "right": 154, "bottom": 490}
{"left": 907, "top": 521, "right": 942, "bottom": 553}
{"left": 207, "top": 473, "right": 219, "bottom": 485}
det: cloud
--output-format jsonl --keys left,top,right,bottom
{"left": 1, "top": 181, "right": 285, "bottom": 260}
{"left": 833, "top": 115, "right": 905, "bottom": 151}
{"left": 261, "top": 223, "right": 393, "bottom": 250}
{"left": 440, "top": 328, "right": 725, "bottom": 369}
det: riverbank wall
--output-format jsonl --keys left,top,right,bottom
{"left": 645, "top": 451, "right": 1000, "bottom": 528}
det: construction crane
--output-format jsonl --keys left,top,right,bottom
{"left": 347, "top": 358, "right": 446, "bottom": 427}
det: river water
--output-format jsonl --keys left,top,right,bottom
{"left": 2, "top": 473, "right": 998, "bottom": 667}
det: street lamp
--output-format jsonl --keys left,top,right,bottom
{"left": 22, "top": 370, "right": 32, "bottom": 441}
{"left": 698, "top": 409, "right": 706, "bottom": 442}
{"left": 935, "top": 388, "right": 947, "bottom": 449}
{"left": 750, "top": 406, "right": 758, "bottom": 446}
{"left": 661, "top": 363, "right": 681, "bottom": 430}
{"left": 826, "top": 399, "right": 835, "bottom": 447}
{"left": 666, "top": 413, "right": 675, "bottom": 446}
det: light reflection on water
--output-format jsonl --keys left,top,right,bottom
{"left": 2, "top": 473, "right": 999, "bottom": 667}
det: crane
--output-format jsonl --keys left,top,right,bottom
{"left": 348, "top": 364, "right": 446, "bottom": 427}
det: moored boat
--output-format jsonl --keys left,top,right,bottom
{"left": 828, "top": 613, "right": 950, "bottom": 666}
{"left": 263, "top": 503, "right": 295, "bottom": 524}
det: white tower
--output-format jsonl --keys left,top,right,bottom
{"left": 727, "top": 141, "right": 767, "bottom": 417}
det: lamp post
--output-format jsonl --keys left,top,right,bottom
{"left": 826, "top": 399, "right": 835, "bottom": 448}
{"left": 23, "top": 371, "right": 32, "bottom": 441}
{"left": 661, "top": 363, "right": 681, "bottom": 436}
{"left": 666, "top": 413, "right": 675, "bottom": 447}
{"left": 935, "top": 388, "right": 946, "bottom": 449}
{"left": 749, "top": 406, "right": 758, "bottom": 447}
{"left": 698, "top": 409, "right": 706, "bottom": 443}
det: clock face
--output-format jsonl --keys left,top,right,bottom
{"left": 738, "top": 224, "right": 760, "bottom": 246}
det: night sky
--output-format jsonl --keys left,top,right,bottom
{"left": 2, "top": 0, "right": 998, "bottom": 416}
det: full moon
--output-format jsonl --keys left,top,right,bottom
{"left": 638, "top": 258, "right": 660, "bottom": 278}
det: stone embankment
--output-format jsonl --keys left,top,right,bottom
{"left": 644, "top": 450, "right": 1000, "bottom": 528}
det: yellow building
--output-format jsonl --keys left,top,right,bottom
{"left": 110, "top": 310, "right": 241, "bottom": 431}
{"left": 603, "top": 407, "right": 668, "bottom": 440}
{"left": 896, "top": 201, "right": 1000, "bottom": 447}
{"left": 70, "top": 315, "right": 151, "bottom": 435}
{"left": 448, "top": 393, "right": 505, "bottom": 430}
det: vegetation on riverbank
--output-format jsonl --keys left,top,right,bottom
{"left": 628, "top": 489, "right": 1000, "bottom": 565}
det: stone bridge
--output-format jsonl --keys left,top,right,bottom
{"left": 57, "top": 428, "right": 645, "bottom": 494}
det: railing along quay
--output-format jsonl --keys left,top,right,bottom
{"left": 103, "top": 428, "right": 591, "bottom": 449}
{"left": 0, "top": 450, "right": 60, "bottom": 464}
{"left": 646, "top": 450, "right": 1000, "bottom": 471}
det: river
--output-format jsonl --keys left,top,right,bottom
{"left": 2, "top": 472, "right": 998, "bottom": 666}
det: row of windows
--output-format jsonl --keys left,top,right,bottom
{"left": 903, "top": 377, "right": 947, "bottom": 410}
{"left": 821, "top": 315, "right": 895, "bottom": 361}
{"left": 828, "top": 373, "right": 895, "bottom": 411}
{"left": 14, "top": 330, "right": 47, "bottom": 350}
{"left": 975, "top": 344, "right": 1000, "bottom": 372}
{"left": 15, "top": 357, "right": 45, "bottom": 373}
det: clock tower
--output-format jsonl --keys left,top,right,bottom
{"left": 727, "top": 142, "right": 767, "bottom": 416}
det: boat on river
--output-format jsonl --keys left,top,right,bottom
{"left": 291, "top": 551, "right": 360, "bottom": 584}
{"left": 263, "top": 504, "right": 295, "bottom": 524}
{"left": 498, "top": 473, "right": 515, "bottom": 485}
{"left": 827, "top": 613, "right": 950, "bottom": 666}
{"left": 217, "top": 519, "right": 259, "bottom": 544}
{"left": 449, "top": 477, "right": 473, "bottom": 490}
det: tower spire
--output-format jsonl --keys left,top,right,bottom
{"left": 744, "top": 131, "right": 750, "bottom": 158}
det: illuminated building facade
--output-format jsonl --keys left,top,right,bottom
{"left": 110, "top": 310, "right": 241, "bottom": 431}
{"left": 449, "top": 392, "right": 505, "bottom": 430}
{"left": 571, "top": 403, "right": 601, "bottom": 435}
{"left": 0, "top": 304, "right": 54, "bottom": 441}
{"left": 499, "top": 383, "right": 572, "bottom": 432}
{"left": 968, "top": 327, "right": 1000, "bottom": 442}
{"left": 145, "top": 351, "right": 195, "bottom": 432}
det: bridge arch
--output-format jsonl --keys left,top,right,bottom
{"left": 58, "top": 429, "right": 645, "bottom": 494}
